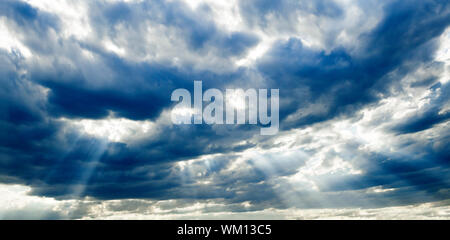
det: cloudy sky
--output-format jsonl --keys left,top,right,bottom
{"left": 0, "top": 0, "right": 449, "bottom": 219}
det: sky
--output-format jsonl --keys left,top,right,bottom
{"left": 0, "top": 0, "right": 449, "bottom": 219}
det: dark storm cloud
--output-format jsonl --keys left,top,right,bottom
{"left": 0, "top": 51, "right": 42, "bottom": 125}
{"left": 258, "top": 0, "right": 450, "bottom": 130}
{"left": 34, "top": 54, "right": 187, "bottom": 120}
{"left": 0, "top": 0, "right": 256, "bottom": 121}
{"left": 0, "top": 47, "right": 259, "bottom": 199}
{"left": 0, "top": 0, "right": 58, "bottom": 32}
{"left": 0, "top": 0, "right": 449, "bottom": 212}
{"left": 0, "top": 50, "right": 62, "bottom": 185}
{"left": 0, "top": 0, "right": 60, "bottom": 56}
{"left": 391, "top": 82, "right": 450, "bottom": 134}
{"left": 31, "top": 49, "right": 250, "bottom": 121}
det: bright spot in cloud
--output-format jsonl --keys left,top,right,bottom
{"left": 63, "top": 117, "right": 154, "bottom": 142}
{"left": 436, "top": 27, "right": 450, "bottom": 84}
{"left": 0, "top": 19, "right": 32, "bottom": 57}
